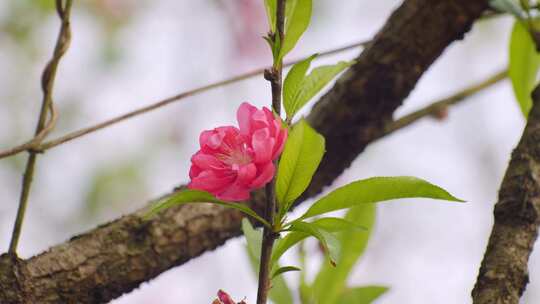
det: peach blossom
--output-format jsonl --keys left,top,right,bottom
{"left": 188, "top": 102, "right": 287, "bottom": 201}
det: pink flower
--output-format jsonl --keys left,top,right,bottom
{"left": 212, "top": 290, "right": 243, "bottom": 304}
{"left": 188, "top": 102, "right": 287, "bottom": 201}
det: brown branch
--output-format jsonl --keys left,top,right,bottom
{"left": 0, "top": 40, "right": 369, "bottom": 160}
{"left": 471, "top": 85, "right": 540, "bottom": 303}
{"left": 0, "top": 0, "right": 489, "bottom": 302}
{"left": 7, "top": 0, "right": 73, "bottom": 255}
{"left": 302, "top": 0, "right": 488, "bottom": 200}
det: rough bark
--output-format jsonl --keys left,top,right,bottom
{"left": 472, "top": 86, "right": 540, "bottom": 303}
{"left": 0, "top": 0, "right": 489, "bottom": 303}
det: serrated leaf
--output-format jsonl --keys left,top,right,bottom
{"left": 300, "top": 176, "right": 464, "bottom": 220}
{"left": 312, "top": 204, "right": 376, "bottom": 303}
{"left": 509, "top": 20, "right": 540, "bottom": 117}
{"left": 283, "top": 54, "right": 318, "bottom": 117}
{"left": 291, "top": 61, "right": 353, "bottom": 118}
{"left": 290, "top": 221, "right": 340, "bottom": 265}
{"left": 489, "top": 0, "right": 525, "bottom": 18}
{"left": 276, "top": 119, "right": 325, "bottom": 216}
{"left": 243, "top": 220, "right": 294, "bottom": 304}
{"left": 272, "top": 266, "right": 301, "bottom": 279}
{"left": 337, "top": 286, "right": 389, "bottom": 304}
{"left": 264, "top": 0, "right": 277, "bottom": 32}
{"left": 146, "top": 190, "right": 270, "bottom": 227}
{"left": 278, "top": 0, "right": 312, "bottom": 61}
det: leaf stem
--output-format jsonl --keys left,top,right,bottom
{"left": 256, "top": 1, "right": 286, "bottom": 303}
{"left": 8, "top": 0, "right": 73, "bottom": 255}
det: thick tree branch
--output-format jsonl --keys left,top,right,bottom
{"left": 472, "top": 85, "right": 540, "bottom": 303}
{"left": 0, "top": 0, "right": 489, "bottom": 303}
{"left": 303, "top": 0, "right": 488, "bottom": 199}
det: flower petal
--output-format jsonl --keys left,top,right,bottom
{"left": 188, "top": 170, "right": 235, "bottom": 193}
{"left": 250, "top": 162, "right": 275, "bottom": 188}
{"left": 191, "top": 152, "right": 225, "bottom": 170}
{"left": 189, "top": 164, "right": 202, "bottom": 179}
{"left": 237, "top": 163, "right": 257, "bottom": 186}
{"left": 216, "top": 183, "right": 251, "bottom": 201}
{"left": 272, "top": 128, "right": 288, "bottom": 160}
{"left": 237, "top": 102, "right": 257, "bottom": 136}
{"left": 251, "top": 128, "right": 275, "bottom": 164}
{"left": 217, "top": 290, "right": 236, "bottom": 304}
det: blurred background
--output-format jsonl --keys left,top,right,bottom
{"left": 0, "top": 0, "right": 536, "bottom": 303}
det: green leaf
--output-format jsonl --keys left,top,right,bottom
{"left": 520, "top": 0, "right": 530, "bottom": 10}
{"left": 269, "top": 272, "right": 294, "bottom": 304}
{"left": 242, "top": 218, "right": 263, "bottom": 262}
{"left": 242, "top": 219, "right": 294, "bottom": 304}
{"left": 276, "top": 120, "right": 325, "bottom": 216}
{"left": 283, "top": 54, "right": 318, "bottom": 117}
{"left": 337, "top": 286, "right": 389, "bottom": 304}
{"left": 310, "top": 217, "right": 367, "bottom": 233}
{"left": 509, "top": 20, "right": 540, "bottom": 117}
{"left": 290, "top": 221, "right": 340, "bottom": 265}
{"left": 278, "top": 0, "right": 312, "bottom": 61}
{"left": 286, "top": 61, "right": 354, "bottom": 119}
{"left": 496, "top": 0, "right": 525, "bottom": 16}
{"left": 312, "top": 204, "right": 376, "bottom": 303}
{"left": 300, "top": 176, "right": 464, "bottom": 220}
{"left": 272, "top": 266, "right": 301, "bottom": 279}
{"left": 489, "top": 0, "right": 525, "bottom": 18}
{"left": 271, "top": 217, "right": 363, "bottom": 268}
{"left": 271, "top": 231, "right": 308, "bottom": 267}
{"left": 264, "top": 0, "right": 277, "bottom": 32}
{"left": 285, "top": 0, "right": 299, "bottom": 26}
{"left": 146, "top": 190, "right": 270, "bottom": 227}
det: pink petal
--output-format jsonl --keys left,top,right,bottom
{"left": 217, "top": 290, "right": 236, "bottom": 304}
{"left": 191, "top": 152, "right": 225, "bottom": 170}
{"left": 189, "top": 170, "right": 235, "bottom": 193}
{"left": 189, "top": 164, "right": 202, "bottom": 179}
{"left": 272, "top": 128, "right": 288, "bottom": 160}
{"left": 250, "top": 162, "right": 275, "bottom": 188}
{"left": 237, "top": 102, "right": 256, "bottom": 136}
{"left": 207, "top": 131, "right": 225, "bottom": 150}
{"left": 263, "top": 107, "right": 278, "bottom": 136}
{"left": 237, "top": 163, "right": 257, "bottom": 186}
{"left": 200, "top": 130, "right": 216, "bottom": 148}
{"left": 251, "top": 128, "right": 275, "bottom": 164}
{"left": 216, "top": 183, "right": 251, "bottom": 201}
{"left": 247, "top": 109, "right": 270, "bottom": 132}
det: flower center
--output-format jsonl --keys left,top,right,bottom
{"left": 217, "top": 146, "right": 252, "bottom": 168}
{"left": 226, "top": 149, "right": 252, "bottom": 165}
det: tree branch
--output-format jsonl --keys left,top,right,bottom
{"left": 0, "top": 0, "right": 489, "bottom": 303}
{"left": 381, "top": 69, "right": 507, "bottom": 138}
{"left": 472, "top": 84, "right": 540, "bottom": 303}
